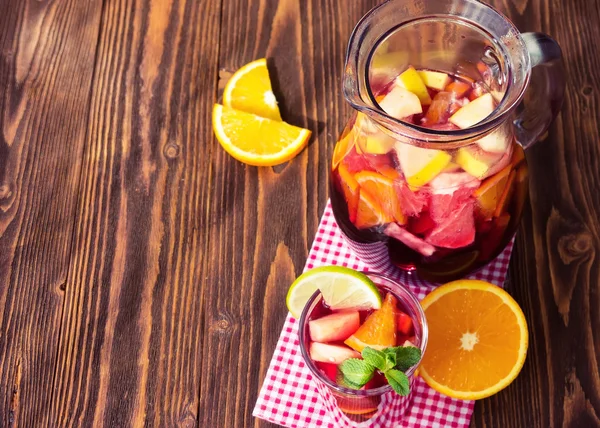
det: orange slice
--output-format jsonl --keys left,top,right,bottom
{"left": 354, "top": 190, "right": 393, "bottom": 229}
{"left": 419, "top": 280, "right": 528, "bottom": 400}
{"left": 355, "top": 171, "right": 406, "bottom": 225}
{"left": 473, "top": 164, "right": 512, "bottom": 219}
{"left": 223, "top": 58, "right": 282, "bottom": 121}
{"left": 212, "top": 104, "right": 311, "bottom": 166}
{"left": 332, "top": 127, "right": 356, "bottom": 169}
{"left": 337, "top": 163, "right": 360, "bottom": 223}
{"left": 493, "top": 169, "right": 516, "bottom": 217}
{"left": 345, "top": 293, "right": 398, "bottom": 352}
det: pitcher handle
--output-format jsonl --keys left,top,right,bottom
{"left": 514, "top": 32, "right": 566, "bottom": 149}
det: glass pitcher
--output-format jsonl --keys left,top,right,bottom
{"left": 330, "top": 0, "right": 565, "bottom": 282}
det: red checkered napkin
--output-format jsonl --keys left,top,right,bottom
{"left": 253, "top": 201, "right": 515, "bottom": 427}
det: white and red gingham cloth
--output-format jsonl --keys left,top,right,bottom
{"left": 253, "top": 201, "right": 515, "bottom": 427}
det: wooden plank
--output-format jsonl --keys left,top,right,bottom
{"left": 47, "top": 0, "right": 222, "bottom": 426}
{"left": 470, "top": 0, "right": 600, "bottom": 427}
{"left": 0, "top": 0, "right": 103, "bottom": 426}
{"left": 202, "top": 1, "right": 380, "bottom": 427}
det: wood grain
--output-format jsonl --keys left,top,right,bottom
{"left": 0, "top": 0, "right": 597, "bottom": 427}
{"left": 0, "top": 0, "right": 103, "bottom": 426}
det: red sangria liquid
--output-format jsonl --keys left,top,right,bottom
{"left": 331, "top": 66, "right": 528, "bottom": 282}
{"left": 300, "top": 283, "right": 423, "bottom": 420}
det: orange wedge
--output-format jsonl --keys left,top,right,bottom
{"left": 474, "top": 164, "right": 512, "bottom": 219}
{"left": 345, "top": 293, "right": 398, "bottom": 352}
{"left": 223, "top": 58, "right": 282, "bottom": 121}
{"left": 493, "top": 170, "right": 516, "bottom": 217}
{"left": 419, "top": 280, "right": 528, "bottom": 400}
{"left": 355, "top": 171, "right": 406, "bottom": 224}
{"left": 212, "top": 104, "right": 311, "bottom": 166}
{"left": 337, "top": 163, "right": 360, "bottom": 223}
{"left": 354, "top": 190, "right": 393, "bottom": 229}
{"left": 332, "top": 127, "right": 356, "bottom": 169}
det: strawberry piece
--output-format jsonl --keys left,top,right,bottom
{"left": 426, "top": 199, "right": 476, "bottom": 248}
{"left": 396, "top": 312, "right": 414, "bottom": 336}
{"left": 385, "top": 223, "right": 436, "bottom": 257}
{"left": 309, "top": 311, "right": 360, "bottom": 343}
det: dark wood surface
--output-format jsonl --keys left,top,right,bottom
{"left": 0, "top": 0, "right": 598, "bottom": 427}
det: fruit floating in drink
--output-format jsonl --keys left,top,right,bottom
{"left": 330, "top": 65, "right": 528, "bottom": 281}
{"left": 294, "top": 267, "right": 427, "bottom": 422}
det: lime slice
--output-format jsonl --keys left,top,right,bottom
{"left": 286, "top": 266, "right": 382, "bottom": 319}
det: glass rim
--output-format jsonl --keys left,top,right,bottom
{"left": 298, "top": 271, "right": 428, "bottom": 397}
{"left": 343, "top": 0, "right": 531, "bottom": 150}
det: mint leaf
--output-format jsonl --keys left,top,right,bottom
{"left": 339, "top": 358, "right": 374, "bottom": 388}
{"left": 392, "top": 346, "right": 422, "bottom": 372}
{"left": 336, "top": 370, "right": 364, "bottom": 390}
{"left": 384, "top": 351, "right": 396, "bottom": 372}
{"left": 362, "top": 347, "right": 386, "bottom": 371}
{"left": 385, "top": 369, "right": 410, "bottom": 396}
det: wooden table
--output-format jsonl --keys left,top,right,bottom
{"left": 0, "top": 0, "right": 598, "bottom": 427}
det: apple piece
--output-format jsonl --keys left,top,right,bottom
{"left": 396, "top": 66, "right": 432, "bottom": 105}
{"left": 396, "top": 143, "right": 452, "bottom": 188}
{"left": 359, "top": 134, "right": 395, "bottom": 155}
{"left": 449, "top": 93, "right": 496, "bottom": 129}
{"left": 379, "top": 85, "right": 423, "bottom": 120}
{"left": 384, "top": 223, "right": 436, "bottom": 257}
{"left": 477, "top": 128, "right": 510, "bottom": 153}
{"left": 418, "top": 70, "right": 451, "bottom": 90}
{"left": 455, "top": 146, "right": 505, "bottom": 178}
{"left": 309, "top": 342, "right": 361, "bottom": 364}
{"left": 309, "top": 311, "right": 361, "bottom": 343}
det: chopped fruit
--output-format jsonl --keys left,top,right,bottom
{"left": 394, "top": 180, "right": 428, "bottom": 217}
{"left": 310, "top": 342, "right": 361, "bottom": 364}
{"left": 423, "top": 92, "right": 454, "bottom": 125}
{"left": 332, "top": 127, "right": 356, "bottom": 169}
{"left": 494, "top": 170, "right": 516, "bottom": 217}
{"left": 384, "top": 223, "right": 436, "bottom": 257}
{"left": 445, "top": 80, "right": 472, "bottom": 97}
{"left": 362, "top": 153, "right": 397, "bottom": 178}
{"left": 419, "top": 280, "right": 528, "bottom": 400}
{"left": 473, "top": 164, "right": 512, "bottom": 219}
{"left": 426, "top": 200, "right": 476, "bottom": 249}
{"left": 484, "top": 144, "right": 513, "bottom": 178}
{"left": 361, "top": 133, "right": 396, "bottom": 154}
{"left": 396, "top": 143, "right": 452, "bottom": 187}
{"left": 396, "top": 66, "right": 432, "bottom": 105}
{"left": 338, "top": 163, "right": 360, "bottom": 223}
{"left": 418, "top": 70, "right": 451, "bottom": 90}
{"left": 396, "top": 312, "right": 414, "bottom": 336}
{"left": 309, "top": 311, "right": 361, "bottom": 343}
{"left": 212, "top": 104, "right": 311, "bottom": 166}
{"left": 222, "top": 58, "right": 282, "bottom": 121}
{"left": 449, "top": 93, "right": 495, "bottom": 129}
{"left": 355, "top": 189, "right": 394, "bottom": 229}
{"left": 512, "top": 164, "right": 529, "bottom": 218}
{"left": 443, "top": 162, "right": 461, "bottom": 173}
{"left": 343, "top": 146, "right": 375, "bottom": 174}
{"left": 479, "top": 214, "right": 511, "bottom": 260}
{"left": 409, "top": 211, "right": 436, "bottom": 235}
{"left": 477, "top": 129, "right": 510, "bottom": 153}
{"left": 345, "top": 293, "right": 398, "bottom": 352}
{"left": 379, "top": 85, "right": 423, "bottom": 119}
{"left": 355, "top": 171, "right": 406, "bottom": 224}
{"left": 429, "top": 172, "right": 480, "bottom": 223}
{"left": 455, "top": 146, "right": 505, "bottom": 178}
{"left": 511, "top": 146, "right": 526, "bottom": 167}
{"left": 318, "top": 362, "right": 339, "bottom": 383}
